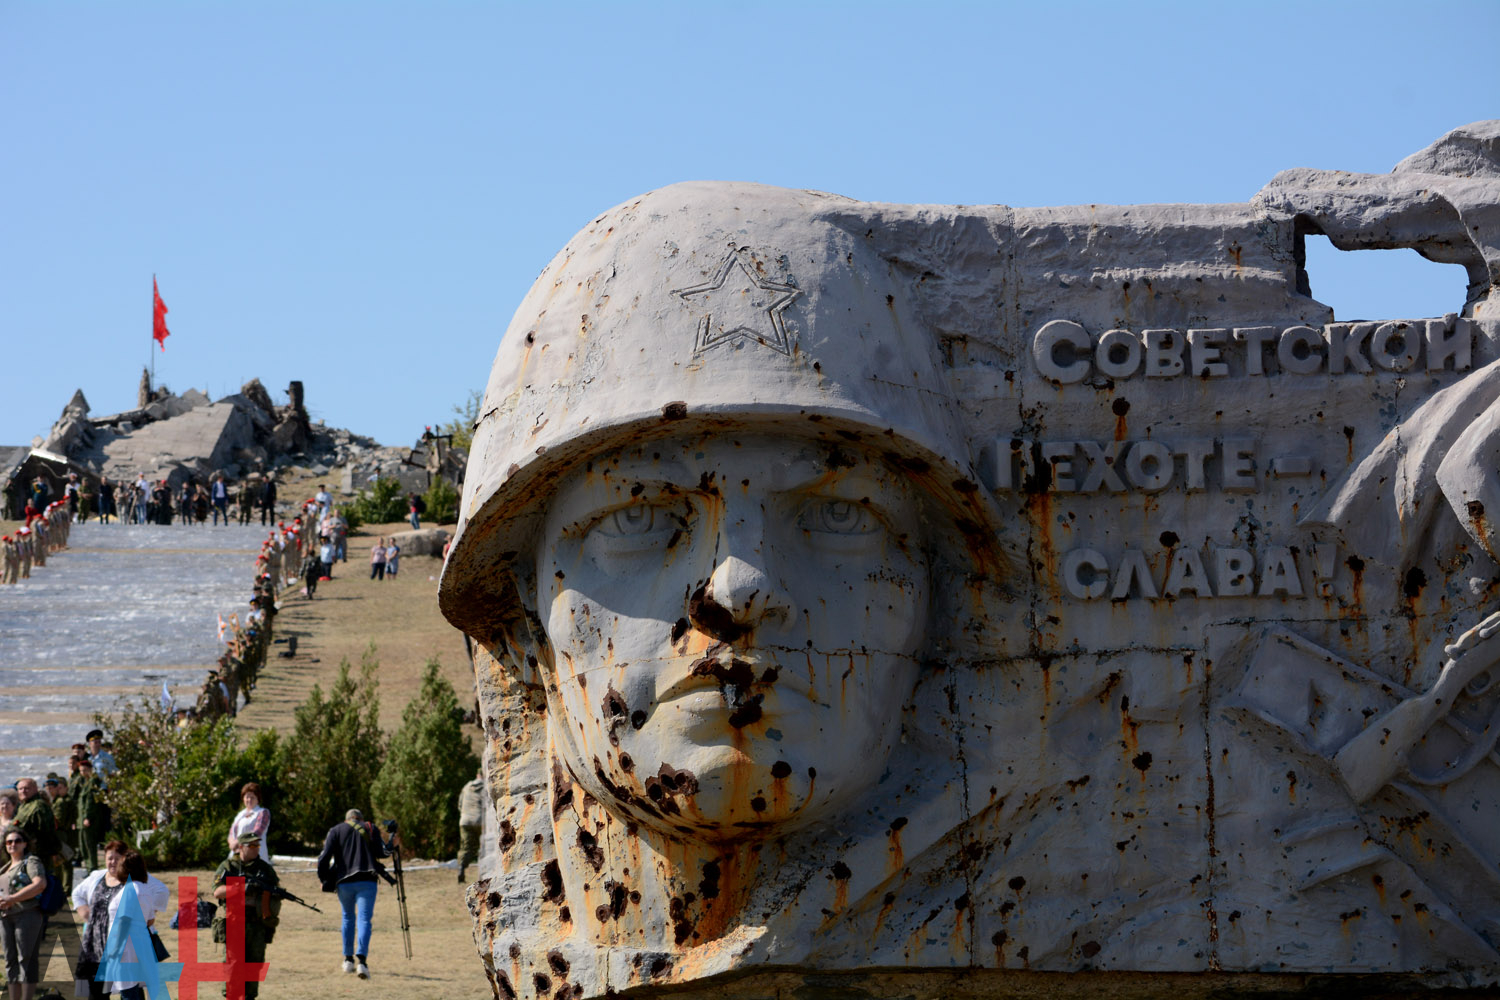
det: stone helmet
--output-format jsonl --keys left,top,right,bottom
{"left": 440, "top": 181, "right": 1015, "bottom": 642}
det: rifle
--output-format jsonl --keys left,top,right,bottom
{"left": 381, "top": 820, "right": 412, "bottom": 959}
{"left": 244, "top": 876, "right": 322, "bottom": 914}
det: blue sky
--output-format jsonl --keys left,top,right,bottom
{"left": 3, "top": 1, "right": 1494, "bottom": 449}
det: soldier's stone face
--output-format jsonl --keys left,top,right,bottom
{"left": 537, "top": 432, "right": 929, "bottom": 841}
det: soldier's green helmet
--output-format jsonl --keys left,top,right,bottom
{"left": 439, "top": 181, "right": 1014, "bottom": 642}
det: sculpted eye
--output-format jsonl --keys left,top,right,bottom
{"left": 604, "top": 504, "right": 656, "bottom": 536}
{"left": 800, "top": 499, "right": 877, "bottom": 535}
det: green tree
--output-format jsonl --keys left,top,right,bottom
{"left": 94, "top": 701, "right": 282, "bottom": 867}
{"left": 344, "top": 476, "right": 407, "bottom": 529}
{"left": 440, "top": 387, "right": 483, "bottom": 453}
{"left": 276, "top": 646, "right": 385, "bottom": 846}
{"left": 420, "top": 476, "right": 460, "bottom": 524}
{"left": 370, "top": 659, "right": 479, "bottom": 860}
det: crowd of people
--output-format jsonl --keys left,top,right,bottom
{"left": 0, "top": 730, "right": 123, "bottom": 998}
{"left": 1, "top": 479, "right": 432, "bottom": 995}
{"left": 1, "top": 495, "right": 71, "bottom": 585}
{"left": 18, "top": 469, "right": 284, "bottom": 529}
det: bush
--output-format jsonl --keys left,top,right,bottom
{"left": 94, "top": 701, "right": 282, "bottom": 867}
{"left": 276, "top": 646, "right": 385, "bottom": 846}
{"left": 344, "top": 477, "right": 407, "bottom": 529}
{"left": 371, "top": 660, "right": 479, "bottom": 860}
{"left": 421, "top": 477, "right": 460, "bottom": 525}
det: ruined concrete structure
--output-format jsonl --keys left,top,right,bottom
{"left": 440, "top": 122, "right": 1500, "bottom": 996}
{"left": 33, "top": 377, "right": 387, "bottom": 491}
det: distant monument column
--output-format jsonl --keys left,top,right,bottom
{"left": 138, "top": 368, "right": 152, "bottom": 409}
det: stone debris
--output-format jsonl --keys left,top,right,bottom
{"left": 28, "top": 374, "right": 456, "bottom": 499}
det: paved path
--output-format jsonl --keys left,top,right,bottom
{"left": 0, "top": 521, "right": 267, "bottom": 778}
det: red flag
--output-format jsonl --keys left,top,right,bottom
{"left": 153, "top": 277, "right": 171, "bottom": 351}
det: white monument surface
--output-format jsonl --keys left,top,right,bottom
{"left": 441, "top": 122, "right": 1500, "bottom": 997}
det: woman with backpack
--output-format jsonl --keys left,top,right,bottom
{"left": 0, "top": 824, "right": 48, "bottom": 999}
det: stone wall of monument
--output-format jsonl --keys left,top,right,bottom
{"left": 442, "top": 122, "right": 1500, "bottom": 997}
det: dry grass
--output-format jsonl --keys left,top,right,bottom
{"left": 36, "top": 861, "right": 489, "bottom": 999}
{"left": 233, "top": 516, "right": 477, "bottom": 739}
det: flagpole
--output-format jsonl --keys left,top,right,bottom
{"left": 150, "top": 273, "right": 156, "bottom": 395}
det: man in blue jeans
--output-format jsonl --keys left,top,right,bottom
{"left": 316, "top": 808, "right": 399, "bottom": 979}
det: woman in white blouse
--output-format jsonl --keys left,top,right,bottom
{"left": 227, "top": 782, "right": 272, "bottom": 863}
{"left": 72, "top": 843, "right": 169, "bottom": 1000}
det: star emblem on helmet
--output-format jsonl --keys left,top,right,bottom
{"left": 673, "top": 252, "right": 801, "bottom": 356}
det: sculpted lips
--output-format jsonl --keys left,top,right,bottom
{"left": 656, "top": 647, "right": 800, "bottom": 728}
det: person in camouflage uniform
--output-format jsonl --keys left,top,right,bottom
{"left": 44, "top": 772, "right": 74, "bottom": 895}
{"left": 213, "top": 833, "right": 279, "bottom": 1000}
{"left": 72, "top": 758, "right": 107, "bottom": 873}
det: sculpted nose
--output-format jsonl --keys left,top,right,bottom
{"left": 691, "top": 553, "right": 787, "bottom": 641}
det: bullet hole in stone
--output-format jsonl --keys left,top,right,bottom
{"left": 771, "top": 761, "right": 792, "bottom": 779}
{"left": 1346, "top": 554, "right": 1365, "bottom": 572}
{"left": 499, "top": 820, "right": 517, "bottom": 852}
{"left": 883, "top": 892, "right": 897, "bottom": 906}
{"left": 523, "top": 793, "right": 534, "bottom": 804}
{"left": 699, "top": 861, "right": 722, "bottom": 899}
{"left": 669, "top": 897, "right": 693, "bottom": 945}
{"left": 488, "top": 891, "right": 503, "bottom": 909}
{"left": 541, "top": 861, "right": 564, "bottom": 904}
{"left": 618, "top": 752, "right": 634, "bottom": 772}
{"left": 687, "top": 587, "right": 750, "bottom": 642}
{"left": 1008, "top": 876, "right": 1026, "bottom": 891}
{"left": 630, "top": 890, "right": 641, "bottom": 904}
{"left": 656, "top": 763, "right": 699, "bottom": 796}
{"left": 831, "top": 861, "right": 852, "bottom": 880}
{"left": 670, "top": 617, "right": 690, "bottom": 643}
{"left": 808, "top": 767, "right": 817, "bottom": 779}
{"left": 1403, "top": 566, "right": 1427, "bottom": 599}
{"left": 1081, "top": 940, "right": 1101, "bottom": 958}
{"left": 550, "top": 762, "right": 574, "bottom": 818}
{"left": 649, "top": 956, "right": 672, "bottom": 978}
{"left": 509, "top": 943, "right": 522, "bottom": 960}
{"left": 890, "top": 817, "right": 908, "bottom": 832}
{"left": 576, "top": 829, "right": 605, "bottom": 871}
{"left": 1159, "top": 531, "right": 1179, "bottom": 547}
{"left": 603, "top": 880, "right": 628, "bottom": 919}
{"left": 992, "top": 930, "right": 1007, "bottom": 947}
{"left": 750, "top": 796, "right": 766, "bottom": 812}
{"left": 559, "top": 906, "right": 571, "bottom": 923}
{"left": 1112, "top": 398, "right": 1130, "bottom": 416}
{"left": 1132, "top": 752, "right": 1153, "bottom": 772}
{"left": 760, "top": 666, "right": 779, "bottom": 683}
{"left": 533, "top": 834, "right": 543, "bottom": 845}
{"left": 954, "top": 892, "right": 970, "bottom": 911}
{"left": 534, "top": 973, "right": 552, "bottom": 994}
{"left": 726, "top": 695, "right": 764, "bottom": 728}
{"left": 1468, "top": 500, "right": 1486, "bottom": 519}
{"left": 1343, "top": 426, "right": 1355, "bottom": 441}
{"left": 630, "top": 710, "right": 647, "bottom": 730}
{"left": 661, "top": 401, "right": 687, "bottom": 420}
{"left": 496, "top": 970, "right": 517, "bottom": 1000}
{"left": 630, "top": 482, "right": 644, "bottom": 497}
{"left": 547, "top": 951, "right": 570, "bottom": 977}
{"left": 1000, "top": 900, "right": 1015, "bottom": 915}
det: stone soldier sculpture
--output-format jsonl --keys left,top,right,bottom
{"left": 442, "top": 124, "right": 1500, "bottom": 996}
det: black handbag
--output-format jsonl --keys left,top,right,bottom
{"left": 150, "top": 930, "right": 170, "bottom": 962}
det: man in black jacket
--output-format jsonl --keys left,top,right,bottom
{"left": 258, "top": 477, "right": 278, "bottom": 526}
{"left": 316, "top": 809, "right": 399, "bottom": 979}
